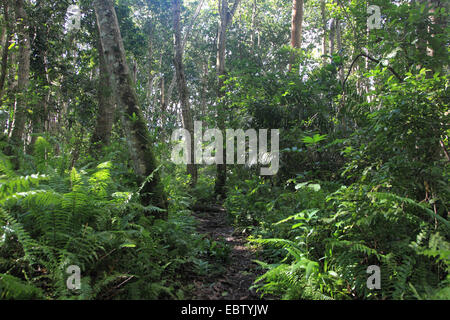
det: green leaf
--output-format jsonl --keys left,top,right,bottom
{"left": 307, "top": 184, "right": 321, "bottom": 192}
{"left": 295, "top": 182, "right": 308, "bottom": 190}
{"left": 120, "top": 243, "right": 136, "bottom": 248}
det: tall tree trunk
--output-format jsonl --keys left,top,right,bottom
{"left": 27, "top": 25, "right": 50, "bottom": 155}
{"left": 200, "top": 59, "right": 208, "bottom": 119}
{"left": 289, "top": 0, "right": 303, "bottom": 71}
{"left": 166, "top": 72, "right": 176, "bottom": 112}
{"left": 164, "top": 0, "right": 204, "bottom": 115}
{"left": 172, "top": 0, "right": 197, "bottom": 186}
{"left": 3, "top": 47, "right": 17, "bottom": 137}
{"left": 4, "top": 48, "right": 16, "bottom": 134}
{"left": 329, "top": 18, "right": 335, "bottom": 55}
{"left": 93, "top": 0, "right": 167, "bottom": 216}
{"left": 160, "top": 74, "right": 169, "bottom": 136}
{"left": 7, "top": 0, "right": 30, "bottom": 167}
{"left": 250, "top": 0, "right": 257, "bottom": 50}
{"left": 336, "top": 19, "right": 344, "bottom": 83}
{"left": 214, "top": 0, "right": 241, "bottom": 198}
{"left": 0, "top": 0, "right": 12, "bottom": 101}
{"left": 146, "top": 33, "right": 154, "bottom": 101}
{"left": 90, "top": 36, "right": 116, "bottom": 154}
{"left": 215, "top": 0, "right": 228, "bottom": 198}
{"left": 320, "top": 0, "right": 328, "bottom": 64}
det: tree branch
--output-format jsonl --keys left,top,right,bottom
{"left": 230, "top": 0, "right": 241, "bottom": 19}
{"left": 343, "top": 53, "right": 403, "bottom": 89}
{"left": 181, "top": 0, "right": 205, "bottom": 51}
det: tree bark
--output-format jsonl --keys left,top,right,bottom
{"left": 250, "top": 0, "right": 257, "bottom": 50}
{"left": 4, "top": 47, "right": 15, "bottom": 134}
{"left": 200, "top": 59, "right": 208, "bottom": 119}
{"left": 329, "top": 18, "right": 335, "bottom": 55}
{"left": 215, "top": 0, "right": 228, "bottom": 198}
{"left": 290, "top": 0, "right": 303, "bottom": 48}
{"left": 27, "top": 24, "right": 50, "bottom": 155}
{"left": 172, "top": 0, "right": 197, "bottom": 186}
{"left": 0, "top": 0, "right": 12, "bottom": 100}
{"left": 164, "top": 0, "right": 204, "bottom": 115}
{"left": 160, "top": 74, "right": 167, "bottom": 130}
{"left": 320, "top": 0, "right": 328, "bottom": 63}
{"left": 214, "top": 0, "right": 241, "bottom": 198}
{"left": 90, "top": 36, "right": 116, "bottom": 154}
{"left": 7, "top": 0, "right": 30, "bottom": 167}
{"left": 93, "top": 0, "right": 167, "bottom": 216}
{"left": 336, "top": 19, "right": 344, "bottom": 83}
{"left": 289, "top": 0, "right": 303, "bottom": 71}
{"left": 146, "top": 33, "right": 154, "bottom": 101}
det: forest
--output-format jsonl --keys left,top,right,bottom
{"left": 0, "top": 0, "right": 448, "bottom": 301}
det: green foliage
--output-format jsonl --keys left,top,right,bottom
{"left": 1, "top": 0, "right": 448, "bottom": 301}
{"left": 0, "top": 151, "right": 209, "bottom": 299}
{"left": 225, "top": 68, "right": 449, "bottom": 300}
{"left": 0, "top": 274, "right": 45, "bottom": 300}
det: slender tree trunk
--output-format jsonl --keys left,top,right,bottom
{"left": 320, "top": 0, "right": 328, "bottom": 63}
{"left": 172, "top": 0, "right": 197, "bottom": 186}
{"left": 0, "top": 0, "right": 11, "bottom": 101}
{"left": 93, "top": 0, "right": 167, "bottom": 216}
{"left": 164, "top": 0, "right": 204, "bottom": 113}
{"left": 5, "top": 48, "right": 16, "bottom": 134}
{"left": 166, "top": 72, "right": 176, "bottom": 111}
{"left": 250, "top": 0, "right": 257, "bottom": 50}
{"left": 167, "top": 0, "right": 202, "bottom": 113}
{"left": 214, "top": 0, "right": 240, "bottom": 198}
{"left": 329, "top": 18, "right": 335, "bottom": 55}
{"left": 200, "top": 59, "right": 208, "bottom": 119}
{"left": 215, "top": 0, "right": 228, "bottom": 198}
{"left": 289, "top": 0, "right": 303, "bottom": 71}
{"left": 335, "top": 20, "right": 342, "bottom": 51}
{"left": 181, "top": 0, "right": 205, "bottom": 52}
{"left": 27, "top": 39, "right": 50, "bottom": 155}
{"left": 7, "top": 0, "right": 30, "bottom": 167}
{"left": 290, "top": 0, "right": 303, "bottom": 48}
{"left": 132, "top": 58, "right": 137, "bottom": 83}
{"left": 336, "top": 19, "right": 344, "bottom": 83}
{"left": 146, "top": 33, "right": 154, "bottom": 101}
{"left": 160, "top": 75, "right": 167, "bottom": 130}
{"left": 90, "top": 36, "right": 116, "bottom": 154}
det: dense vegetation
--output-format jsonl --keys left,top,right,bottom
{"left": 0, "top": 0, "right": 448, "bottom": 300}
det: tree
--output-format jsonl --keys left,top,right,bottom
{"left": 289, "top": 0, "right": 303, "bottom": 71}
{"left": 93, "top": 0, "right": 167, "bottom": 216}
{"left": 0, "top": 0, "right": 12, "bottom": 100}
{"left": 171, "top": 0, "right": 205, "bottom": 186}
{"left": 214, "top": 0, "right": 241, "bottom": 198}
{"left": 7, "top": 0, "right": 30, "bottom": 166}
{"left": 320, "top": 0, "right": 328, "bottom": 63}
{"left": 90, "top": 36, "right": 116, "bottom": 153}
{"left": 172, "top": 0, "right": 197, "bottom": 186}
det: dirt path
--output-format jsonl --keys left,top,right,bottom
{"left": 191, "top": 206, "right": 261, "bottom": 300}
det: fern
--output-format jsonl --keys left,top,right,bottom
{"left": 369, "top": 192, "right": 450, "bottom": 231}
{"left": 0, "top": 273, "right": 45, "bottom": 300}
{"left": 0, "top": 207, "right": 43, "bottom": 263}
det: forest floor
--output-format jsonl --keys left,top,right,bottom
{"left": 190, "top": 206, "right": 262, "bottom": 300}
